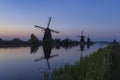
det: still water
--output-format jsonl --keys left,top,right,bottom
{"left": 0, "top": 44, "right": 107, "bottom": 80}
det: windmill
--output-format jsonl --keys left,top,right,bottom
{"left": 77, "top": 30, "right": 85, "bottom": 44}
{"left": 35, "top": 17, "right": 59, "bottom": 42}
{"left": 113, "top": 38, "right": 117, "bottom": 44}
{"left": 87, "top": 34, "right": 91, "bottom": 43}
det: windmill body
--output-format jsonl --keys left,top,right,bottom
{"left": 80, "top": 30, "right": 85, "bottom": 43}
{"left": 43, "top": 28, "right": 52, "bottom": 41}
{"left": 77, "top": 30, "right": 85, "bottom": 44}
{"left": 35, "top": 17, "right": 59, "bottom": 42}
{"left": 80, "top": 36, "right": 85, "bottom": 43}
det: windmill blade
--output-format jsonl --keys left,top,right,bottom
{"left": 77, "top": 35, "right": 85, "bottom": 37}
{"left": 34, "top": 25, "right": 46, "bottom": 30}
{"left": 50, "top": 54, "right": 59, "bottom": 58}
{"left": 34, "top": 57, "right": 44, "bottom": 62}
{"left": 81, "top": 30, "right": 84, "bottom": 36}
{"left": 46, "top": 59, "right": 50, "bottom": 70}
{"left": 50, "top": 29, "right": 59, "bottom": 34}
{"left": 47, "top": 17, "right": 52, "bottom": 28}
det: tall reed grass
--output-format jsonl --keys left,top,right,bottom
{"left": 44, "top": 45, "right": 112, "bottom": 80}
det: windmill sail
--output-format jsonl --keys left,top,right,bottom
{"left": 50, "top": 29, "right": 59, "bottom": 33}
{"left": 47, "top": 17, "right": 51, "bottom": 28}
{"left": 34, "top": 25, "right": 46, "bottom": 30}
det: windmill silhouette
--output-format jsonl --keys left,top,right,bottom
{"left": 35, "top": 17, "right": 59, "bottom": 42}
{"left": 77, "top": 30, "right": 85, "bottom": 44}
{"left": 87, "top": 34, "right": 91, "bottom": 43}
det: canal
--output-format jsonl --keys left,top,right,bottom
{"left": 0, "top": 44, "right": 107, "bottom": 80}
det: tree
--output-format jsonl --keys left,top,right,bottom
{"left": 29, "top": 34, "right": 39, "bottom": 44}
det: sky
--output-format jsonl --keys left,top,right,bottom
{"left": 0, "top": 0, "right": 120, "bottom": 41}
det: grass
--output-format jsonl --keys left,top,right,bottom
{"left": 44, "top": 44, "right": 114, "bottom": 80}
{"left": 110, "top": 44, "right": 120, "bottom": 80}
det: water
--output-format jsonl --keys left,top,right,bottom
{"left": 0, "top": 44, "right": 107, "bottom": 80}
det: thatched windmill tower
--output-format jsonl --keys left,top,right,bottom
{"left": 35, "top": 17, "right": 59, "bottom": 42}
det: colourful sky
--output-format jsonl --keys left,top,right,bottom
{"left": 0, "top": 0, "right": 120, "bottom": 41}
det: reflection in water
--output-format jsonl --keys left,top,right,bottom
{"left": 34, "top": 43, "right": 59, "bottom": 69}
{"left": 80, "top": 44, "right": 85, "bottom": 51}
{"left": 0, "top": 43, "right": 108, "bottom": 80}
{"left": 30, "top": 45, "right": 39, "bottom": 54}
{"left": 79, "top": 44, "right": 85, "bottom": 58}
{"left": 87, "top": 44, "right": 90, "bottom": 49}
{"left": 79, "top": 44, "right": 92, "bottom": 58}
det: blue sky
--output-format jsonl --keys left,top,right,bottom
{"left": 0, "top": 0, "right": 120, "bottom": 41}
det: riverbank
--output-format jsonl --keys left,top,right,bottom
{"left": 110, "top": 44, "right": 120, "bottom": 80}
{"left": 44, "top": 44, "right": 113, "bottom": 80}
{"left": 44, "top": 44, "right": 120, "bottom": 80}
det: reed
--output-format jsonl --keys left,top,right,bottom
{"left": 44, "top": 45, "right": 113, "bottom": 80}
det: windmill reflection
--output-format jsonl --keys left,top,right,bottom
{"left": 87, "top": 44, "right": 90, "bottom": 49}
{"left": 80, "top": 44, "right": 85, "bottom": 57}
{"left": 34, "top": 43, "right": 58, "bottom": 70}
{"left": 80, "top": 44, "right": 84, "bottom": 52}
{"left": 79, "top": 44, "right": 90, "bottom": 57}
{"left": 79, "top": 44, "right": 92, "bottom": 58}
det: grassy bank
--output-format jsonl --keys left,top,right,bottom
{"left": 44, "top": 44, "right": 114, "bottom": 80}
{"left": 110, "top": 44, "right": 120, "bottom": 80}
